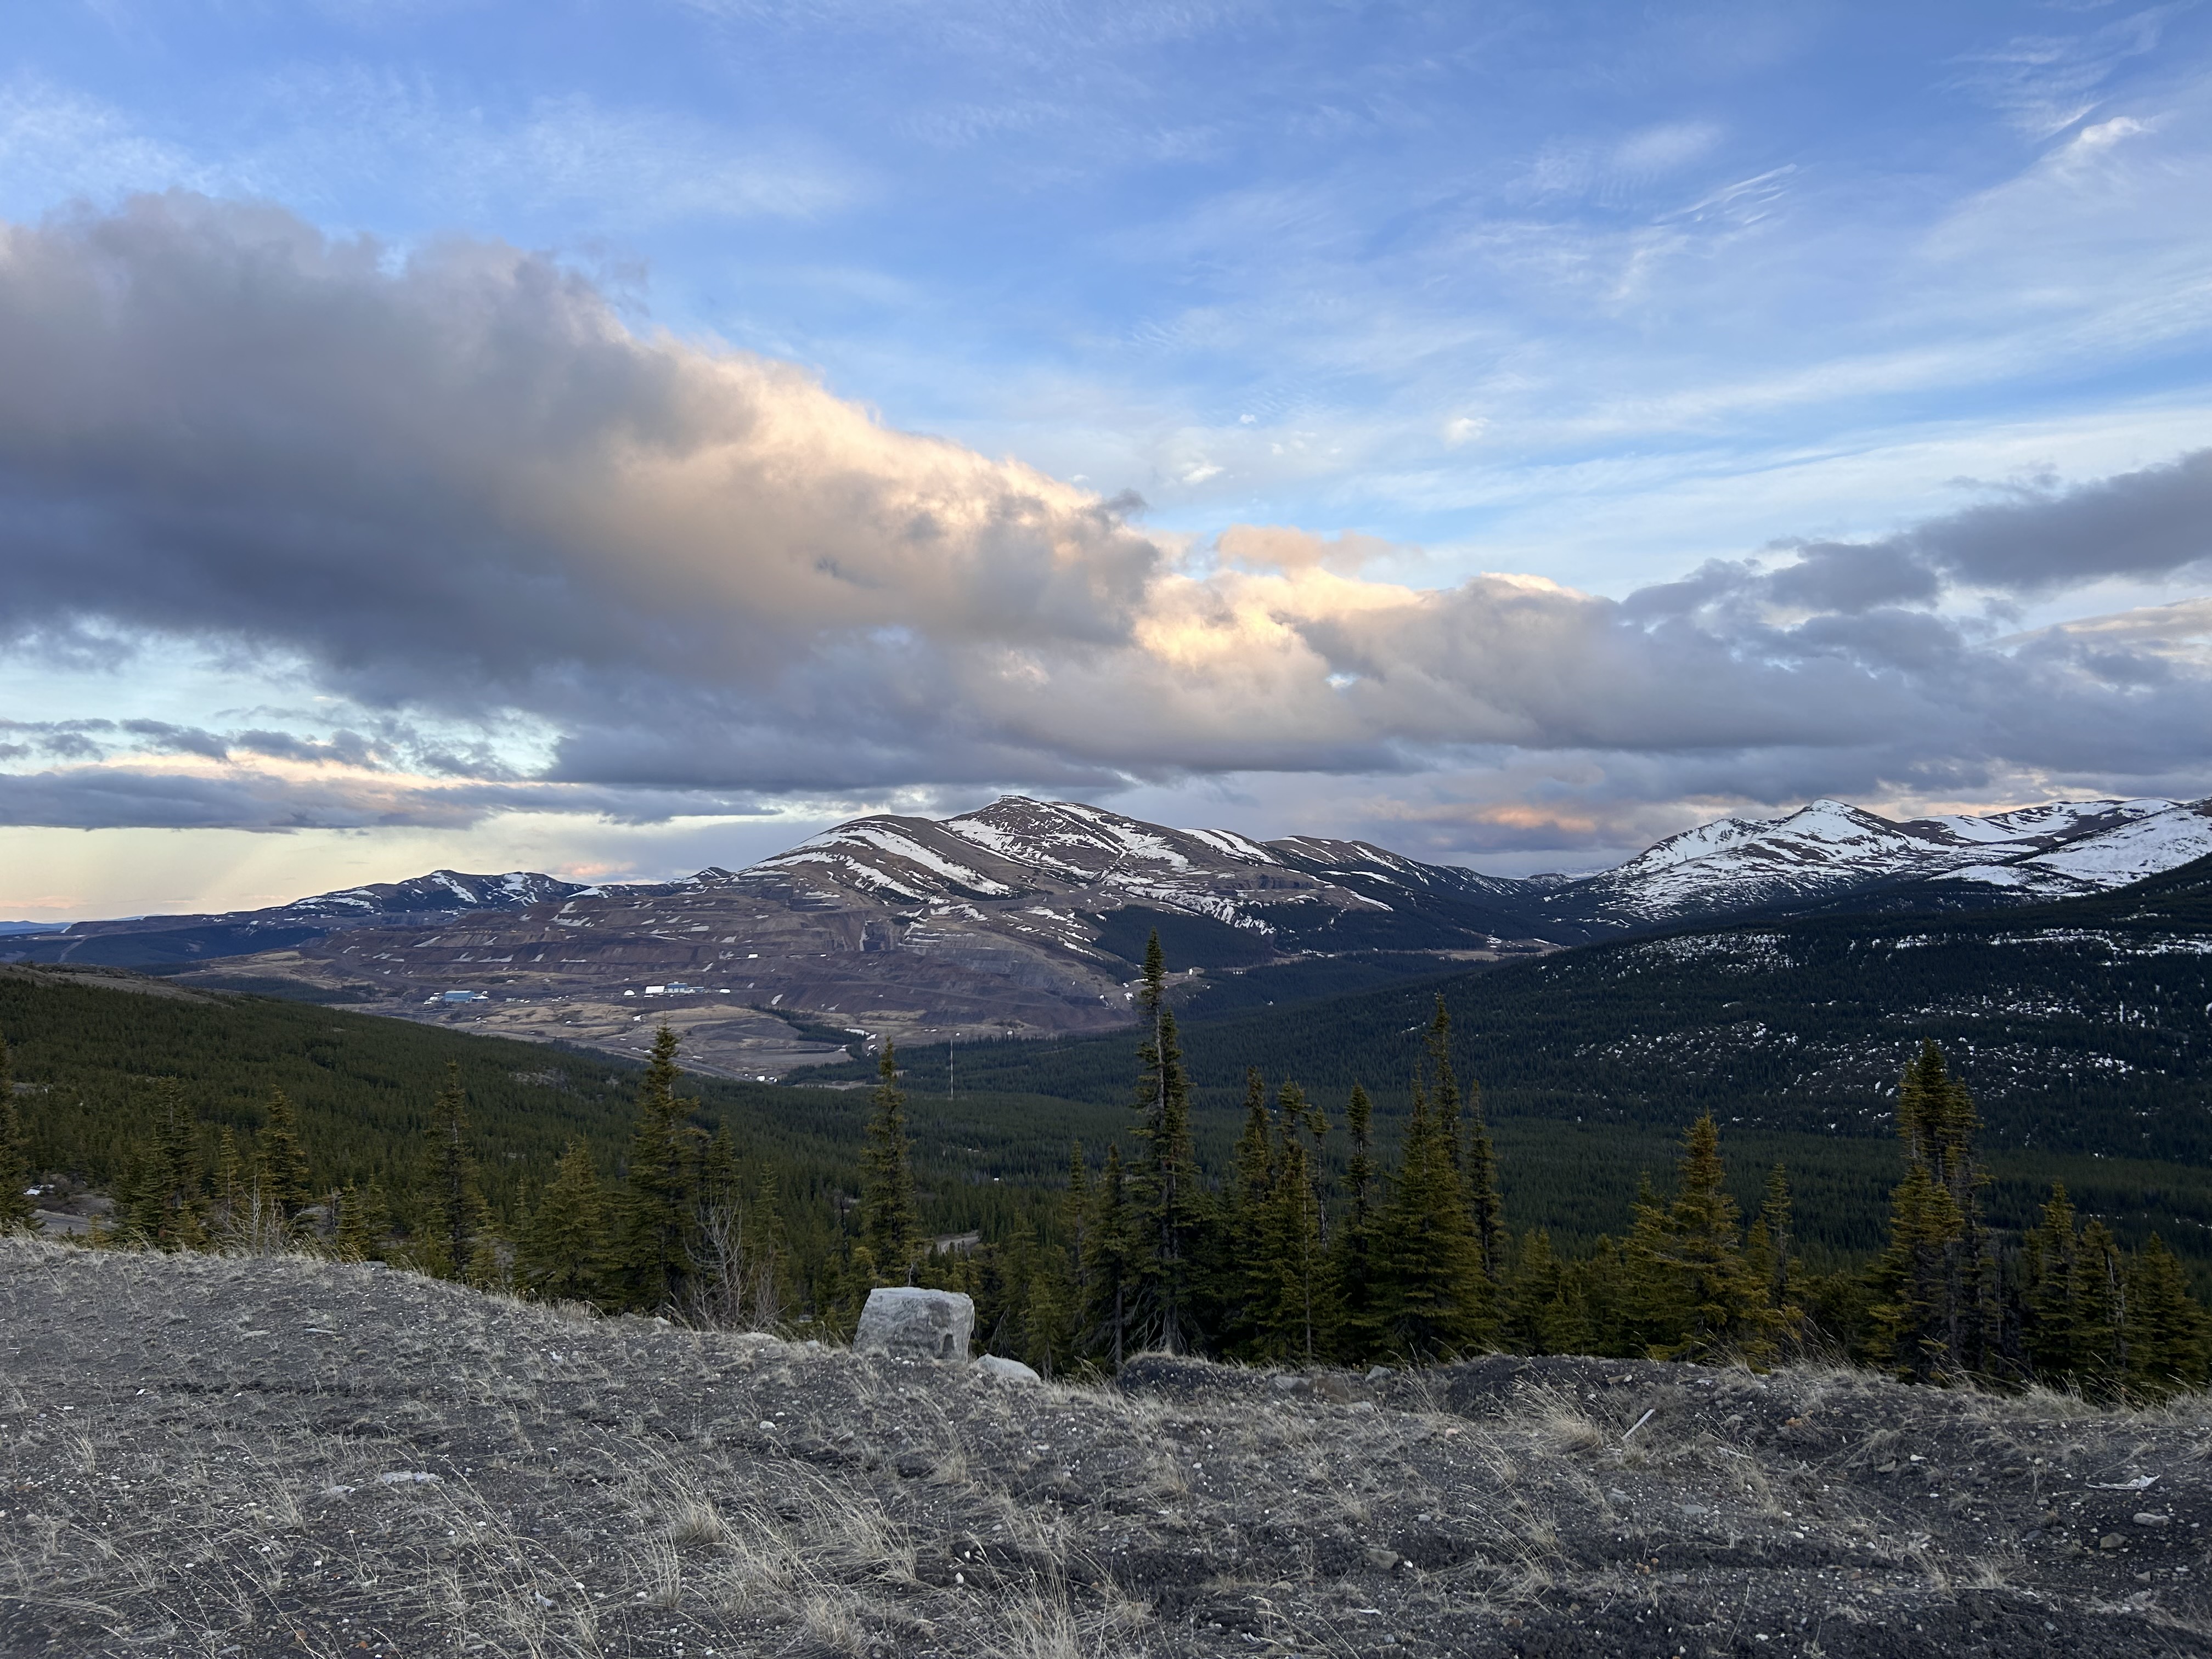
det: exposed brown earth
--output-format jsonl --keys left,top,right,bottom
{"left": 4, "top": 1239, "right": 2209, "bottom": 1657}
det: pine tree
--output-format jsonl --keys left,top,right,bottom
{"left": 1127, "top": 932, "right": 1205, "bottom": 1354}
{"left": 1057, "top": 1143, "right": 1092, "bottom": 1359}
{"left": 2123, "top": 1235, "right": 2212, "bottom": 1401}
{"left": 1369, "top": 1079, "right": 1492, "bottom": 1360}
{"left": 1329, "top": 1082, "right": 1384, "bottom": 1364}
{"left": 1502, "top": 1230, "right": 1565, "bottom": 1355}
{"left": 124, "top": 1079, "right": 208, "bottom": 1251}
{"left": 210, "top": 1127, "right": 246, "bottom": 1233}
{"left": 1643, "top": 1115, "right": 1776, "bottom": 1364}
{"left": 333, "top": 1181, "right": 391, "bottom": 1261}
{"left": 612, "top": 1025, "right": 703, "bottom": 1311}
{"left": 1254, "top": 1081, "right": 1334, "bottom": 1364}
{"left": 1742, "top": 1164, "right": 1799, "bottom": 1328}
{"left": 857, "top": 1046, "right": 924, "bottom": 1285}
{"left": 1866, "top": 1161, "right": 1967, "bottom": 1382}
{"left": 256, "top": 1088, "right": 314, "bottom": 1221}
{"left": 1426, "top": 997, "right": 1503, "bottom": 1282}
{"left": 0, "top": 1036, "right": 37, "bottom": 1234}
{"left": 415, "top": 1064, "right": 489, "bottom": 1280}
{"left": 1080, "top": 1143, "right": 1138, "bottom": 1369}
{"left": 743, "top": 1167, "right": 793, "bottom": 1330}
{"left": 1220, "top": 1068, "right": 1276, "bottom": 1354}
{"left": 1867, "top": 1042, "right": 1993, "bottom": 1381}
{"left": 1615, "top": 1173, "right": 1686, "bottom": 1356}
{"left": 518, "top": 1142, "right": 609, "bottom": 1303}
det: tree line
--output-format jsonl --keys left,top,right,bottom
{"left": 11, "top": 930, "right": 2209, "bottom": 1403}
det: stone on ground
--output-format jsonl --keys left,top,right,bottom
{"left": 853, "top": 1286, "right": 974, "bottom": 1361}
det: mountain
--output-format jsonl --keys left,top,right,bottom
{"left": 136, "top": 797, "right": 1564, "bottom": 1075}
{"left": 0, "top": 870, "right": 586, "bottom": 969}
{"left": 29, "top": 789, "right": 2212, "bottom": 1077}
{"left": 861, "top": 851, "right": 2212, "bottom": 1233}
{"left": 1537, "top": 795, "right": 2206, "bottom": 925}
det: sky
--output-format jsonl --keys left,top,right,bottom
{"left": 4, "top": 0, "right": 2212, "bottom": 918}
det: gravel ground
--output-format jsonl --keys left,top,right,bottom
{"left": 2, "top": 1239, "right": 2208, "bottom": 1657}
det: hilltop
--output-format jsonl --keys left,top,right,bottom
{"left": 3, "top": 1239, "right": 2207, "bottom": 1657}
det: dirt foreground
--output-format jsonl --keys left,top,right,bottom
{"left": 2, "top": 1239, "right": 2208, "bottom": 1657}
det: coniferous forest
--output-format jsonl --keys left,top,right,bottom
{"left": 7, "top": 931, "right": 2209, "bottom": 1406}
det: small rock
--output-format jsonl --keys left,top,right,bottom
{"left": 1363, "top": 1546, "right": 1397, "bottom": 1570}
{"left": 1271, "top": 1373, "right": 1311, "bottom": 1393}
{"left": 2101, "top": 1534, "right": 2126, "bottom": 1550}
{"left": 853, "top": 1288, "right": 974, "bottom": 1362}
{"left": 1367, "top": 1365, "right": 1393, "bottom": 1380}
{"left": 2135, "top": 1513, "right": 2171, "bottom": 1528}
{"left": 1347, "top": 1400, "right": 1379, "bottom": 1414}
{"left": 377, "top": 1471, "right": 441, "bottom": 1486}
{"left": 976, "top": 1355, "right": 1041, "bottom": 1384}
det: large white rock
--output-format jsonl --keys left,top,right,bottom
{"left": 853, "top": 1288, "right": 974, "bottom": 1361}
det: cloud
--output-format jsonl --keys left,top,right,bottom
{"left": 1, "top": 195, "right": 2209, "bottom": 843}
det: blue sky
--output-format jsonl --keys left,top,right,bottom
{"left": 4, "top": 1, "right": 2212, "bottom": 915}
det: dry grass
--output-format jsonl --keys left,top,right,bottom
{"left": 5, "top": 1239, "right": 2210, "bottom": 1657}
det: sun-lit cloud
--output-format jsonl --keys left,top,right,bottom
{"left": 1, "top": 195, "right": 2208, "bottom": 869}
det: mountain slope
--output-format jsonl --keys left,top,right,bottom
{"left": 878, "top": 853, "right": 2212, "bottom": 1170}
{"left": 1536, "top": 796, "right": 2197, "bottom": 926}
{"left": 22, "top": 790, "right": 2212, "bottom": 1071}
{"left": 0, "top": 870, "right": 586, "bottom": 969}
{"left": 139, "top": 797, "right": 1562, "bottom": 1071}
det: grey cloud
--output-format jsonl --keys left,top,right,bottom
{"left": 119, "top": 719, "right": 231, "bottom": 760}
{"left": 0, "top": 765, "right": 776, "bottom": 831}
{"left": 0, "top": 195, "right": 2208, "bottom": 840}
{"left": 1763, "top": 540, "right": 1942, "bottom": 614}
{"left": 230, "top": 728, "right": 382, "bottom": 767}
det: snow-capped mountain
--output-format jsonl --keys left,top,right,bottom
{"left": 1540, "top": 796, "right": 2203, "bottom": 924}
{"left": 34, "top": 791, "right": 2212, "bottom": 1070}
{"left": 1, "top": 870, "right": 588, "bottom": 968}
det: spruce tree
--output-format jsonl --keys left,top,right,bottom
{"left": 1742, "top": 1163, "right": 1798, "bottom": 1325}
{"left": 210, "top": 1127, "right": 246, "bottom": 1233}
{"left": 1369, "top": 1080, "right": 1492, "bottom": 1360}
{"left": 125, "top": 1079, "right": 207, "bottom": 1251}
{"left": 415, "top": 1064, "right": 489, "bottom": 1280}
{"left": 2124, "top": 1235, "right": 2212, "bottom": 1401}
{"left": 1502, "top": 1230, "right": 1565, "bottom": 1355}
{"left": 857, "top": 1045, "right": 924, "bottom": 1285}
{"left": 2022, "top": 1182, "right": 2091, "bottom": 1387}
{"left": 0, "top": 1036, "right": 36, "bottom": 1233}
{"left": 1866, "top": 1161, "right": 1967, "bottom": 1382}
{"left": 1616, "top": 1173, "right": 1686, "bottom": 1356}
{"left": 1127, "top": 932, "right": 1205, "bottom": 1354}
{"left": 333, "top": 1181, "right": 391, "bottom": 1261}
{"left": 1644, "top": 1115, "right": 1775, "bottom": 1364}
{"left": 1254, "top": 1081, "right": 1334, "bottom": 1364}
{"left": 1080, "top": 1143, "right": 1137, "bottom": 1369}
{"left": 744, "top": 1167, "right": 793, "bottom": 1330}
{"left": 1058, "top": 1142, "right": 1092, "bottom": 1354}
{"left": 1329, "top": 1082, "right": 1384, "bottom": 1364}
{"left": 256, "top": 1088, "right": 314, "bottom": 1221}
{"left": 1220, "top": 1068, "right": 1276, "bottom": 1354}
{"left": 1426, "top": 997, "right": 1503, "bottom": 1282}
{"left": 1867, "top": 1042, "right": 1993, "bottom": 1381}
{"left": 612, "top": 1025, "right": 703, "bottom": 1311}
{"left": 518, "top": 1142, "right": 609, "bottom": 1303}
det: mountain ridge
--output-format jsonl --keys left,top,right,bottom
{"left": 8, "top": 789, "right": 2208, "bottom": 1074}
